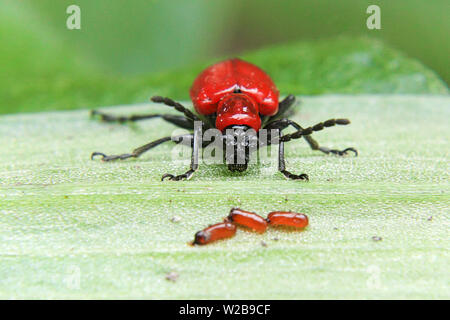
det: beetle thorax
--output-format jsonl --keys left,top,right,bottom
{"left": 215, "top": 93, "right": 261, "bottom": 132}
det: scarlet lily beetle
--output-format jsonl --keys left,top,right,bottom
{"left": 91, "top": 58, "right": 357, "bottom": 181}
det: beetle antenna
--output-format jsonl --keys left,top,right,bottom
{"left": 280, "top": 119, "right": 350, "bottom": 142}
{"left": 151, "top": 96, "right": 201, "bottom": 122}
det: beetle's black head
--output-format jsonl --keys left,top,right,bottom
{"left": 223, "top": 125, "right": 258, "bottom": 172}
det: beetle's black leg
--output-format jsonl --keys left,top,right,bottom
{"left": 161, "top": 122, "right": 201, "bottom": 181}
{"left": 260, "top": 120, "right": 309, "bottom": 180}
{"left": 91, "top": 134, "right": 192, "bottom": 162}
{"left": 264, "top": 118, "right": 294, "bottom": 131}
{"left": 274, "top": 94, "right": 297, "bottom": 119}
{"left": 91, "top": 110, "right": 195, "bottom": 130}
{"left": 266, "top": 118, "right": 357, "bottom": 157}
{"left": 161, "top": 115, "right": 195, "bottom": 130}
{"left": 278, "top": 133, "right": 309, "bottom": 181}
{"left": 91, "top": 110, "right": 160, "bottom": 123}
{"left": 263, "top": 95, "right": 297, "bottom": 126}
{"left": 151, "top": 96, "right": 201, "bottom": 122}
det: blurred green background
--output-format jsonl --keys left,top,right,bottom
{"left": 1, "top": 0, "right": 448, "bottom": 114}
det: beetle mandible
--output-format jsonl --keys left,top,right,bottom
{"left": 91, "top": 58, "right": 357, "bottom": 181}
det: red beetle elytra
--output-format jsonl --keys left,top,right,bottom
{"left": 190, "top": 59, "right": 279, "bottom": 132}
{"left": 91, "top": 58, "right": 357, "bottom": 181}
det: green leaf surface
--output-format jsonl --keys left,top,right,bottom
{"left": 1, "top": 95, "right": 449, "bottom": 299}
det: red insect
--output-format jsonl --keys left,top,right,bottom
{"left": 190, "top": 59, "right": 279, "bottom": 132}
{"left": 267, "top": 211, "right": 309, "bottom": 229}
{"left": 192, "top": 222, "right": 237, "bottom": 245}
{"left": 227, "top": 208, "right": 268, "bottom": 233}
{"left": 91, "top": 58, "right": 357, "bottom": 181}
